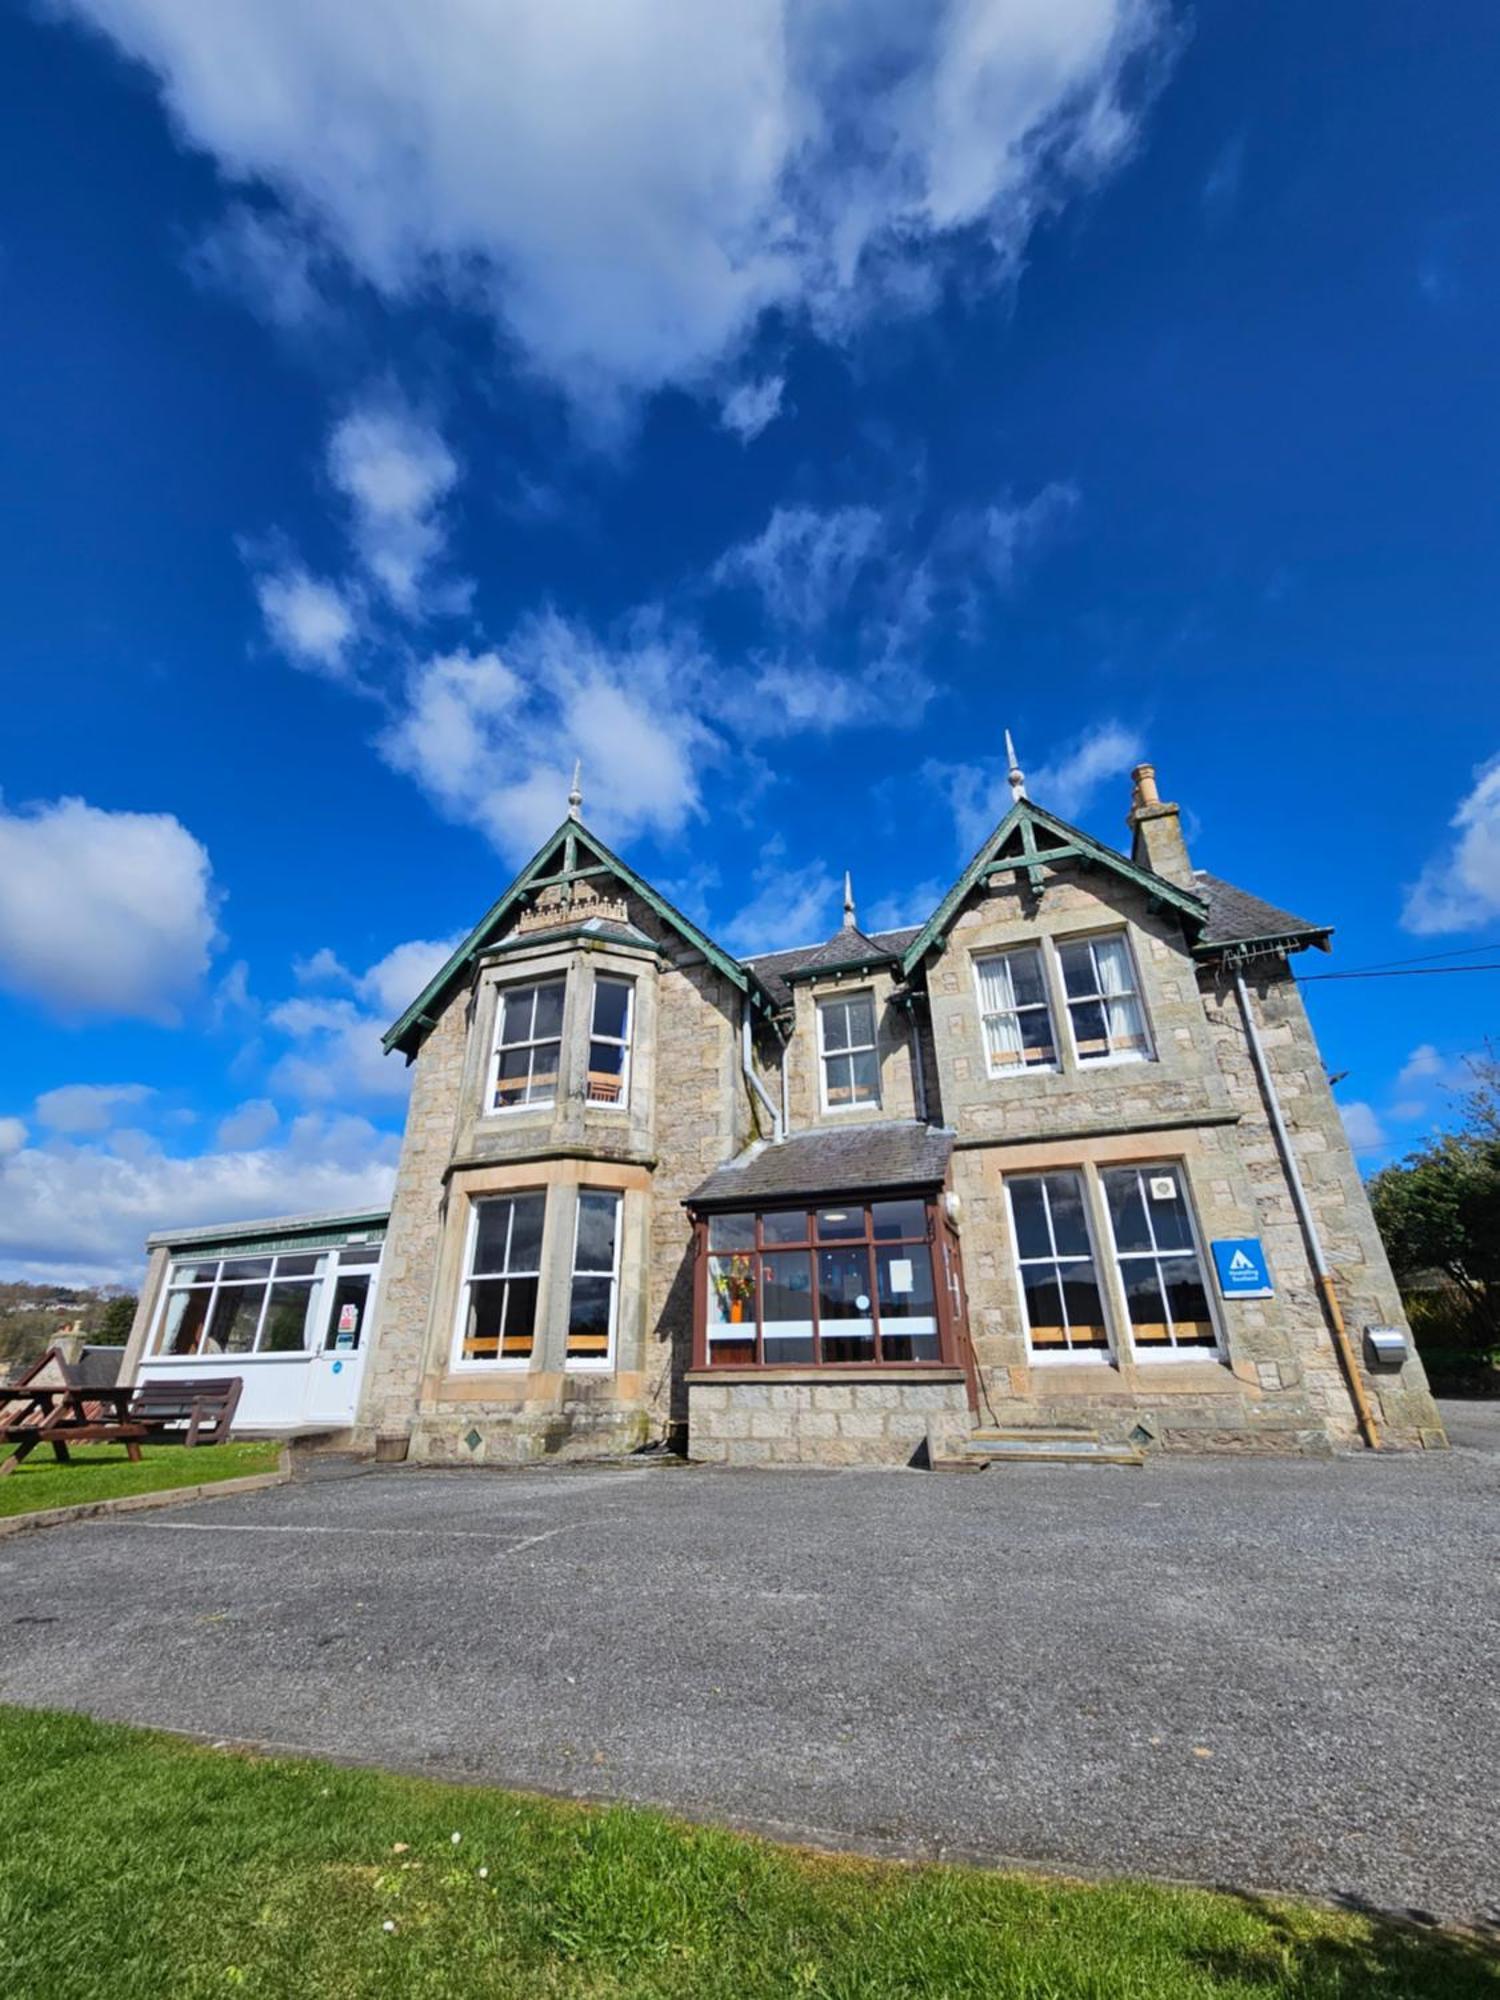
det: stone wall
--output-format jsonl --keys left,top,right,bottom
{"left": 688, "top": 1372, "right": 971, "bottom": 1465}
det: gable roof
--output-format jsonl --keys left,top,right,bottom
{"left": 383, "top": 816, "right": 772, "bottom": 1060}
{"left": 900, "top": 797, "right": 1209, "bottom": 977}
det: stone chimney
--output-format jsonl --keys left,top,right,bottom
{"left": 1127, "top": 763, "right": 1194, "bottom": 887}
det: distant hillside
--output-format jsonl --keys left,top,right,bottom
{"left": 0, "top": 1284, "right": 137, "bottom": 1376}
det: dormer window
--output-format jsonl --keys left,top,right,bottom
{"left": 492, "top": 978, "right": 565, "bottom": 1110}
{"left": 586, "top": 976, "right": 633, "bottom": 1106}
{"left": 1058, "top": 934, "right": 1149, "bottom": 1064}
{"left": 818, "top": 994, "right": 880, "bottom": 1111}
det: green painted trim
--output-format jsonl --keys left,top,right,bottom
{"left": 900, "top": 800, "right": 1208, "bottom": 977}
{"left": 171, "top": 1228, "right": 388, "bottom": 1261}
{"left": 477, "top": 924, "right": 662, "bottom": 963}
{"left": 383, "top": 817, "right": 771, "bottom": 1059}
{"left": 1192, "top": 930, "right": 1332, "bottom": 960}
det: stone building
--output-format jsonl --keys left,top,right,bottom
{"left": 119, "top": 751, "right": 1446, "bottom": 1464}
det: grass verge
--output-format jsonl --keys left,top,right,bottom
{"left": 0, "top": 1439, "right": 282, "bottom": 1519}
{"left": 0, "top": 1707, "right": 1493, "bottom": 1998}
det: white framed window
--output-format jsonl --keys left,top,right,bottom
{"left": 1004, "top": 1171, "right": 1112, "bottom": 1360}
{"left": 153, "top": 1252, "right": 330, "bottom": 1359}
{"left": 1057, "top": 933, "right": 1150, "bottom": 1065}
{"left": 455, "top": 1193, "right": 546, "bottom": 1366}
{"left": 1100, "top": 1165, "right": 1218, "bottom": 1356}
{"left": 818, "top": 993, "right": 880, "bottom": 1111}
{"left": 586, "top": 977, "right": 633, "bottom": 1106}
{"left": 566, "top": 1189, "right": 622, "bottom": 1367}
{"left": 492, "top": 978, "right": 566, "bottom": 1111}
{"left": 974, "top": 946, "right": 1057, "bottom": 1073}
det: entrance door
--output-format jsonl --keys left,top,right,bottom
{"left": 304, "top": 1257, "right": 379, "bottom": 1426}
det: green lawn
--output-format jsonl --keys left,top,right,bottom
{"left": 0, "top": 1709, "right": 1491, "bottom": 1999}
{"left": 0, "top": 1439, "right": 282, "bottom": 1519}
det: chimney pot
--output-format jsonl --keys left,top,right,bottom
{"left": 1132, "top": 762, "right": 1160, "bottom": 810}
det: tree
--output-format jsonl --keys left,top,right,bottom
{"left": 1369, "top": 1053, "right": 1500, "bottom": 1383}
{"left": 96, "top": 1294, "right": 138, "bottom": 1345}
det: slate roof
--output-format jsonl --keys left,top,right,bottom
{"left": 1193, "top": 871, "right": 1330, "bottom": 951}
{"left": 686, "top": 1120, "right": 954, "bottom": 1208}
{"left": 745, "top": 925, "right": 920, "bottom": 1008}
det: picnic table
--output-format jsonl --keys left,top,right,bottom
{"left": 0, "top": 1376, "right": 242, "bottom": 1476}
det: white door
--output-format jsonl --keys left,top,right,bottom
{"left": 304, "top": 1263, "right": 378, "bottom": 1426}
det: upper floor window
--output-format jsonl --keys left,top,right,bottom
{"left": 566, "top": 1189, "right": 622, "bottom": 1365}
{"left": 818, "top": 994, "right": 880, "bottom": 1111}
{"left": 586, "top": 977, "right": 634, "bottom": 1106}
{"left": 493, "top": 978, "right": 565, "bottom": 1111}
{"left": 975, "top": 946, "right": 1057, "bottom": 1073}
{"left": 459, "top": 1192, "right": 545, "bottom": 1364}
{"left": 1058, "top": 935, "right": 1149, "bottom": 1065}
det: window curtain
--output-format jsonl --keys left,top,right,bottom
{"left": 1095, "top": 938, "right": 1144, "bottom": 1049}
{"left": 977, "top": 957, "right": 1022, "bottom": 1061}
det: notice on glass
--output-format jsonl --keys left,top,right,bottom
{"left": 888, "top": 1258, "right": 914, "bottom": 1294}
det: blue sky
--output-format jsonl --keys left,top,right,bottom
{"left": 2, "top": 0, "right": 1498, "bottom": 1282}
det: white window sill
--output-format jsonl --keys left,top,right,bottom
{"left": 1073, "top": 1051, "right": 1154, "bottom": 1070}
{"left": 484, "top": 1101, "right": 557, "bottom": 1118}
{"left": 1028, "top": 1348, "right": 1116, "bottom": 1366}
{"left": 983, "top": 1065, "right": 1059, "bottom": 1081}
{"left": 819, "top": 1100, "right": 884, "bottom": 1116}
{"left": 447, "top": 1358, "right": 533, "bottom": 1373}
{"left": 145, "top": 1351, "right": 316, "bottom": 1367}
{"left": 1131, "top": 1346, "right": 1225, "bottom": 1364}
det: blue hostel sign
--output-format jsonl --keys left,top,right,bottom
{"left": 1211, "top": 1237, "right": 1273, "bottom": 1299}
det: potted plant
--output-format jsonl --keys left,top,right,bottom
{"left": 712, "top": 1253, "right": 756, "bottom": 1325}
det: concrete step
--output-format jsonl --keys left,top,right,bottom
{"left": 967, "top": 1426, "right": 1102, "bottom": 1445}
{"left": 966, "top": 1437, "right": 1145, "bottom": 1467}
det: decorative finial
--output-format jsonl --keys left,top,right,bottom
{"left": 567, "top": 758, "right": 583, "bottom": 820}
{"left": 1004, "top": 729, "right": 1027, "bottom": 803}
{"left": 842, "top": 869, "right": 856, "bottom": 929}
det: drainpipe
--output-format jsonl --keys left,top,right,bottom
{"left": 779, "top": 1030, "right": 791, "bottom": 1136}
{"left": 1232, "top": 965, "right": 1380, "bottom": 1450}
{"left": 907, "top": 995, "right": 929, "bottom": 1125}
{"left": 741, "top": 996, "right": 783, "bottom": 1142}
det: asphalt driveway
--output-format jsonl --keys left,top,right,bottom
{"left": 2, "top": 1422, "right": 1496, "bottom": 1927}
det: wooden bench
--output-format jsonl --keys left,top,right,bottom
{"left": 0, "top": 1375, "right": 242, "bottom": 1475}
{"left": 126, "top": 1376, "right": 242, "bottom": 1448}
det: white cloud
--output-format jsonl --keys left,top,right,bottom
{"left": 1339, "top": 1100, "right": 1387, "bottom": 1156}
{"left": 267, "top": 934, "right": 460, "bottom": 1102}
{"left": 1402, "top": 754, "right": 1500, "bottom": 933}
{"left": 719, "top": 374, "right": 785, "bottom": 442}
{"left": 380, "top": 617, "right": 716, "bottom": 857}
{"left": 864, "top": 879, "right": 948, "bottom": 933}
{"left": 0, "top": 1112, "right": 400, "bottom": 1285}
{"left": 940, "top": 482, "right": 1081, "bottom": 594}
{"left": 49, "top": 0, "right": 1167, "bottom": 417}
{"left": 0, "top": 1118, "right": 28, "bottom": 1158}
{"left": 215, "top": 1097, "right": 279, "bottom": 1149}
{"left": 35, "top": 1083, "right": 154, "bottom": 1135}
{"left": 253, "top": 565, "right": 358, "bottom": 678}
{"left": 327, "top": 401, "right": 461, "bottom": 616}
{"left": 725, "top": 840, "right": 840, "bottom": 955}
{"left": 187, "top": 201, "right": 333, "bottom": 328}
{"left": 928, "top": 719, "right": 1143, "bottom": 853}
{"left": 0, "top": 797, "right": 218, "bottom": 1023}
{"left": 713, "top": 504, "right": 886, "bottom": 630}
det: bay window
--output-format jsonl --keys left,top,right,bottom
{"left": 704, "top": 1198, "right": 940, "bottom": 1367}
{"left": 458, "top": 1192, "right": 545, "bottom": 1363}
{"left": 1101, "top": 1166, "right": 1217, "bottom": 1353}
{"left": 566, "top": 1189, "right": 622, "bottom": 1365}
{"left": 492, "top": 979, "right": 565, "bottom": 1110}
{"left": 819, "top": 994, "right": 880, "bottom": 1110}
{"left": 586, "top": 977, "right": 633, "bottom": 1105}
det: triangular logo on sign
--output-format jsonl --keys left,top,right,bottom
{"left": 1228, "top": 1250, "right": 1256, "bottom": 1275}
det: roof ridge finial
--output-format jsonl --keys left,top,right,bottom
{"left": 1004, "top": 728, "right": 1027, "bottom": 803}
{"left": 842, "top": 869, "right": 857, "bottom": 930}
{"left": 567, "top": 758, "right": 583, "bottom": 820}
